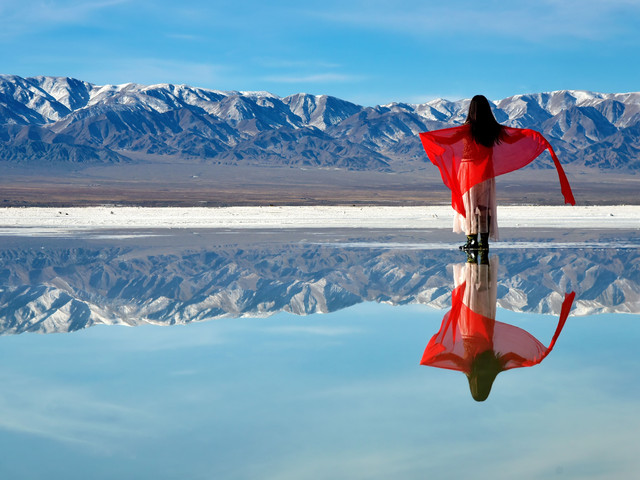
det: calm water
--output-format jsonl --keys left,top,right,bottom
{"left": 0, "top": 229, "right": 638, "bottom": 479}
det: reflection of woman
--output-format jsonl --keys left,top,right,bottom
{"left": 419, "top": 95, "right": 575, "bottom": 251}
{"left": 421, "top": 257, "right": 575, "bottom": 401}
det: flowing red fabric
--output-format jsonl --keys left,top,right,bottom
{"left": 420, "top": 283, "right": 575, "bottom": 372}
{"left": 419, "top": 124, "right": 576, "bottom": 217}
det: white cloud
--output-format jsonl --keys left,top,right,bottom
{"left": 165, "top": 33, "right": 203, "bottom": 41}
{"left": 80, "top": 58, "right": 229, "bottom": 89}
{"left": 403, "top": 92, "right": 470, "bottom": 104}
{"left": 256, "top": 58, "right": 342, "bottom": 69}
{"left": 305, "top": 0, "right": 640, "bottom": 43}
{"left": 263, "top": 73, "right": 363, "bottom": 84}
{"left": 0, "top": 0, "right": 130, "bottom": 37}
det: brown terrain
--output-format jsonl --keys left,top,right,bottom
{"left": 1, "top": 163, "right": 638, "bottom": 207}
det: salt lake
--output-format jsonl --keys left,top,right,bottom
{"left": 0, "top": 225, "right": 638, "bottom": 479}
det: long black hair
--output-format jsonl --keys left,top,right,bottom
{"left": 465, "top": 95, "right": 503, "bottom": 147}
{"left": 466, "top": 350, "right": 503, "bottom": 402}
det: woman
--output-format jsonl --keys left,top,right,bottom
{"left": 419, "top": 95, "right": 575, "bottom": 251}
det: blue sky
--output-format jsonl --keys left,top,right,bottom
{"left": 1, "top": 0, "right": 639, "bottom": 105}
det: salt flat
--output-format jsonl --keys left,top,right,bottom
{"left": 0, "top": 205, "right": 638, "bottom": 232}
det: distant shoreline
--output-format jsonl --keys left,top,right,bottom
{"left": 1, "top": 205, "right": 638, "bottom": 233}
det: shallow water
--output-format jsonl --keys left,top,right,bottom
{"left": 0, "top": 229, "right": 638, "bottom": 479}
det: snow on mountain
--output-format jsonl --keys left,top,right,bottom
{"left": 1, "top": 74, "right": 640, "bottom": 170}
{"left": 0, "top": 74, "right": 71, "bottom": 123}
{"left": 29, "top": 75, "right": 93, "bottom": 111}
{"left": 541, "top": 106, "right": 619, "bottom": 147}
{"left": 283, "top": 93, "right": 362, "bottom": 129}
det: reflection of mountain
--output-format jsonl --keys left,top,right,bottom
{"left": 0, "top": 244, "right": 638, "bottom": 334}
{"left": 496, "top": 250, "right": 639, "bottom": 316}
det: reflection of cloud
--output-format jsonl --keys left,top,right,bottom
{"left": 96, "top": 324, "right": 231, "bottom": 352}
{"left": 260, "top": 448, "right": 427, "bottom": 480}
{"left": 481, "top": 367, "right": 640, "bottom": 478}
{"left": 263, "top": 325, "right": 361, "bottom": 336}
{"left": 0, "top": 373, "right": 151, "bottom": 450}
{"left": 293, "top": 364, "right": 640, "bottom": 478}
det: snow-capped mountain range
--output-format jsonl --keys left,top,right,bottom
{"left": 2, "top": 74, "right": 640, "bottom": 170}
{"left": 0, "top": 244, "right": 637, "bottom": 335}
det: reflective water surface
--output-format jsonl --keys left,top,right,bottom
{"left": 0, "top": 229, "right": 638, "bottom": 479}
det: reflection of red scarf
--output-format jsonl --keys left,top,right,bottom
{"left": 419, "top": 124, "right": 576, "bottom": 217}
{"left": 420, "top": 283, "right": 575, "bottom": 372}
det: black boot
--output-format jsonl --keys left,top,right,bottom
{"left": 459, "top": 234, "right": 478, "bottom": 251}
{"left": 479, "top": 249, "right": 489, "bottom": 265}
{"left": 466, "top": 249, "right": 478, "bottom": 264}
{"left": 478, "top": 233, "right": 489, "bottom": 251}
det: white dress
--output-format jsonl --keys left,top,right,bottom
{"left": 452, "top": 176, "right": 498, "bottom": 239}
{"left": 452, "top": 139, "right": 499, "bottom": 240}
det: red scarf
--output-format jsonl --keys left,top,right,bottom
{"left": 419, "top": 124, "right": 576, "bottom": 217}
{"left": 420, "top": 283, "right": 575, "bottom": 372}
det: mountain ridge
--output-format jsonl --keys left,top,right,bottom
{"left": 2, "top": 74, "right": 640, "bottom": 171}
